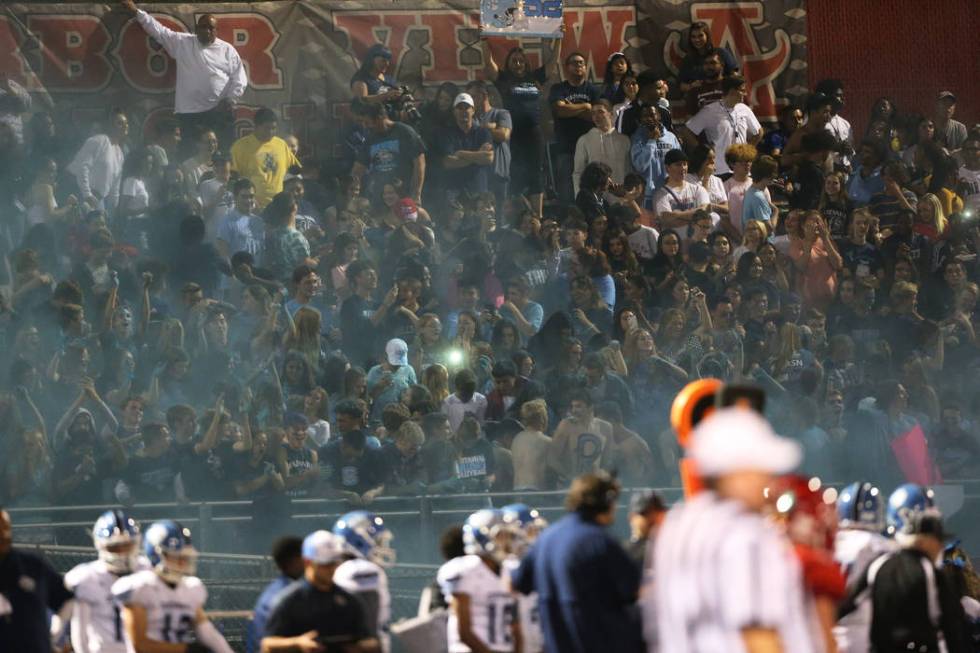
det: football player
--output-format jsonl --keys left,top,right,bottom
{"left": 111, "top": 520, "right": 234, "bottom": 653}
{"left": 333, "top": 511, "right": 395, "bottom": 652}
{"left": 835, "top": 483, "right": 932, "bottom": 653}
{"left": 834, "top": 481, "right": 895, "bottom": 581}
{"left": 501, "top": 503, "right": 547, "bottom": 653}
{"left": 438, "top": 509, "right": 522, "bottom": 653}
{"left": 60, "top": 510, "right": 145, "bottom": 653}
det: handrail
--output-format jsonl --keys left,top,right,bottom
{"left": 6, "top": 485, "right": 688, "bottom": 515}
{"left": 10, "top": 480, "right": 979, "bottom": 555}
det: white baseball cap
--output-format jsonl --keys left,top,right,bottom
{"left": 689, "top": 407, "right": 801, "bottom": 476}
{"left": 302, "top": 530, "right": 349, "bottom": 565}
{"left": 386, "top": 338, "right": 409, "bottom": 366}
{"left": 453, "top": 92, "right": 475, "bottom": 108}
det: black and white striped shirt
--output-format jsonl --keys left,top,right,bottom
{"left": 648, "top": 491, "right": 821, "bottom": 653}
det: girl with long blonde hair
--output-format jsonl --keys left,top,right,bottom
{"left": 913, "top": 193, "right": 948, "bottom": 241}
{"left": 422, "top": 363, "right": 450, "bottom": 404}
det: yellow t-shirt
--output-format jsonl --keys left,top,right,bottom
{"left": 230, "top": 134, "right": 300, "bottom": 208}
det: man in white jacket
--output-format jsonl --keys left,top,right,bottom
{"left": 573, "top": 99, "right": 631, "bottom": 196}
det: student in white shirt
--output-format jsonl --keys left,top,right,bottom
{"left": 68, "top": 108, "right": 128, "bottom": 215}
{"left": 652, "top": 149, "right": 710, "bottom": 231}
{"left": 612, "top": 73, "right": 639, "bottom": 133}
{"left": 442, "top": 368, "right": 487, "bottom": 433}
{"left": 681, "top": 76, "right": 763, "bottom": 176}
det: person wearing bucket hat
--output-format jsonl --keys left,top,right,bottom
{"left": 261, "top": 530, "right": 380, "bottom": 652}
{"left": 649, "top": 407, "right": 819, "bottom": 653}
{"left": 842, "top": 507, "right": 971, "bottom": 653}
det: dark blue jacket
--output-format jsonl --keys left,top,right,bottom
{"left": 512, "top": 512, "right": 642, "bottom": 653}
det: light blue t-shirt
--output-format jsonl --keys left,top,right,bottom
{"left": 498, "top": 300, "right": 544, "bottom": 343}
{"left": 630, "top": 128, "right": 681, "bottom": 204}
{"left": 365, "top": 364, "right": 417, "bottom": 423}
{"left": 741, "top": 186, "right": 773, "bottom": 229}
{"left": 847, "top": 165, "right": 885, "bottom": 207}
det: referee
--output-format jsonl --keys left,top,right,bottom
{"left": 647, "top": 408, "right": 819, "bottom": 653}
{"left": 261, "top": 530, "right": 379, "bottom": 653}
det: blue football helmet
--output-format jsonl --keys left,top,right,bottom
{"left": 333, "top": 511, "right": 396, "bottom": 567}
{"left": 501, "top": 503, "right": 548, "bottom": 556}
{"left": 143, "top": 520, "right": 197, "bottom": 583}
{"left": 463, "top": 509, "right": 518, "bottom": 562}
{"left": 93, "top": 509, "right": 141, "bottom": 574}
{"left": 886, "top": 483, "right": 935, "bottom": 537}
{"left": 836, "top": 482, "right": 885, "bottom": 532}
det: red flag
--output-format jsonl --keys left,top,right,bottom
{"left": 890, "top": 423, "right": 943, "bottom": 485}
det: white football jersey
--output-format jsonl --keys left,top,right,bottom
{"left": 502, "top": 557, "right": 542, "bottom": 653}
{"left": 438, "top": 555, "right": 516, "bottom": 653}
{"left": 833, "top": 529, "right": 897, "bottom": 653}
{"left": 334, "top": 558, "right": 391, "bottom": 653}
{"left": 64, "top": 559, "right": 148, "bottom": 653}
{"left": 834, "top": 529, "right": 896, "bottom": 581}
{"left": 111, "top": 570, "right": 206, "bottom": 651}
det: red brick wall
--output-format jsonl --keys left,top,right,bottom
{"left": 806, "top": 0, "right": 979, "bottom": 139}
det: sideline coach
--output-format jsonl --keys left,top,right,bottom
{"left": 512, "top": 472, "right": 642, "bottom": 653}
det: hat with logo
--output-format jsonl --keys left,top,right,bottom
{"left": 385, "top": 338, "right": 409, "bottom": 367}
{"left": 396, "top": 198, "right": 419, "bottom": 222}
{"left": 453, "top": 92, "right": 475, "bottom": 108}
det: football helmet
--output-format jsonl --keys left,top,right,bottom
{"left": 143, "top": 520, "right": 197, "bottom": 584}
{"left": 333, "top": 511, "right": 396, "bottom": 567}
{"left": 770, "top": 475, "right": 838, "bottom": 552}
{"left": 886, "top": 483, "right": 935, "bottom": 537}
{"left": 501, "top": 503, "right": 547, "bottom": 556}
{"left": 836, "top": 481, "right": 885, "bottom": 532}
{"left": 463, "top": 509, "right": 518, "bottom": 562}
{"left": 93, "top": 509, "right": 141, "bottom": 574}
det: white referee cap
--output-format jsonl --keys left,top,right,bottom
{"left": 302, "top": 530, "right": 349, "bottom": 565}
{"left": 689, "top": 407, "right": 801, "bottom": 476}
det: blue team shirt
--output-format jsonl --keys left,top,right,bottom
{"left": 247, "top": 575, "right": 293, "bottom": 653}
{"left": 512, "top": 512, "right": 641, "bottom": 653}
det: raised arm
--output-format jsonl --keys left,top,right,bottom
{"left": 545, "top": 23, "right": 565, "bottom": 78}
{"left": 122, "top": 0, "right": 189, "bottom": 56}
{"left": 480, "top": 39, "right": 500, "bottom": 82}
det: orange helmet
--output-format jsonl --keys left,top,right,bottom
{"left": 670, "top": 378, "right": 722, "bottom": 449}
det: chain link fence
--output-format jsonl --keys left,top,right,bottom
{"left": 14, "top": 541, "right": 438, "bottom": 653}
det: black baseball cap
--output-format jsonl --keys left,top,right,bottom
{"left": 937, "top": 91, "right": 957, "bottom": 103}
{"left": 664, "top": 149, "right": 688, "bottom": 166}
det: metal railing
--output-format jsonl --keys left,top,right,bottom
{"left": 11, "top": 480, "right": 980, "bottom": 559}
{"left": 8, "top": 486, "right": 685, "bottom": 557}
